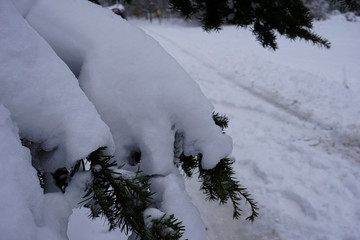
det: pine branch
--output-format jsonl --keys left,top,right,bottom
{"left": 25, "top": 141, "right": 185, "bottom": 239}
{"left": 145, "top": 214, "right": 185, "bottom": 240}
{"left": 198, "top": 157, "right": 259, "bottom": 221}
{"left": 82, "top": 147, "right": 185, "bottom": 240}
{"left": 332, "top": 0, "right": 359, "bottom": 11}
{"left": 84, "top": 147, "right": 152, "bottom": 233}
{"left": 176, "top": 151, "right": 259, "bottom": 221}
{"left": 174, "top": 114, "right": 259, "bottom": 222}
{"left": 88, "top": 0, "right": 101, "bottom": 5}
{"left": 212, "top": 112, "right": 229, "bottom": 131}
{"left": 170, "top": 0, "right": 332, "bottom": 49}
{"left": 36, "top": 168, "right": 45, "bottom": 189}
{"left": 174, "top": 131, "right": 199, "bottom": 178}
{"left": 169, "top": 0, "right": 195, "bottom": 19}
{"left": 177, "top": 153, "right": 199, "bottom": 178}
{"left": 52, "top": 168, "right": 70, "bottom": 193}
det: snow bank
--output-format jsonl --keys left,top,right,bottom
{"left": 1, "top": 1, "right": 110, "bottom": 237}
{"left": 22, "top": 1, "right": 233, "bottom": 237}
{"left": 138, "top": 18, "right": 360, "bottom": 240}
{"left": 24, "top": 0, "right": 231, "bottom": 176}
{"left": 0, "top": 0, "right": 114, "bottom": 171}
{"left": 150, "top": 174, "right": 208, "bottom": 240}
{"left": 0, "top": 105, "right": 41, "bottom": 240}
{"left": 1, "top": 0, "right": 234, "bottom": 239}
{"left": 0, "top": 105, "right": 84, "bottom": 240}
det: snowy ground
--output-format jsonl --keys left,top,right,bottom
{"left": 69, "top": 15, "right": 360, "bottom": 240}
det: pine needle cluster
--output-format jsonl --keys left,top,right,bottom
{"left": 27, "top": 111, "right": 258, "bottom": 238}
{"left": 175, "top": 113, "right": 259, "bottom": 222}
{"left": 145, "top": 214, "right": 185, "bottom": 239}
{"left": 177, "top": 153, "right": 259, "bottom": 222}
{"left": 199, "top": 157, "right": 259, "bottom": 221}
{"left": 32, "top": 145, "right": 185, "bottom": 240}
{"left": 80, "top": 147, "right": 185, "bottom": 240}
{"left": 332, "top": 0, "right": 359, "bottom": 11}
{"left": 212, "top": 112, "right": 229, "bottom": 131}
{"left": 82, "top": 147, "right": 152, "bottom": 233}
{"left": 169, "top": 0, "right": 332, "bottom": 50}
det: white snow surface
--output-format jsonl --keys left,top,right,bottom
{"left": 1, "top": 0, "right": 233, "bottom": 239}
{"left": 150, "top": 173, "right": 208, "bottom": 240}
{"left": 24, "top": 0, "right": 232, "bottom": 176}
{"left": 1, "top": 0, "right": 359, "bottom": 239}
{"left": 0, "top": 104, "right": 90, "bottom": 240}
{"left": 0, "top": 105, "right": 41, "bottom": 240}
{"left": 0, "top": 0, "right": 114, "bottom": 171}
{"left": 69, "top": 15, "right": 360, "bottom": 240}
{"left": 135, "top": 16, "right": 360, "bottom": 240}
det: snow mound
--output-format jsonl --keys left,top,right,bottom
{"left": 0, "top": 105, "right": 41, "bottom": 240}
{"left": 1, "top": 0, "right": 234, "bottom": 239}
{"left": 0, "top": 0, "right": 114, "bottom": 171}
{"left": 138, "top": 18, "right": 360, "bottom": 240}
{"left": 24, "top": 0, "right": 232, "bottom": 176}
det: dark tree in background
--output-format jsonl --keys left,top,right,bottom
{"left": 125, "top": 0, "right": 167, "bottom": 21}
{"left": 169, "top": 0, "right": 358, "bottom": 49}
{"left": 97, "top": 0, "right": 358, "bottom": 50}
{"left": 300, "top": 0, "right": 360, "bottom": 20}
{"left": 99, "top": 0, "right": 171, "bottom": 20}
{"left": 89, "top": 0, "right": 101, "bottom": 5}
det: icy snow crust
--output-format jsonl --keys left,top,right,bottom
{"left": 1, "top": 0, "right": 232, "bottom": 239}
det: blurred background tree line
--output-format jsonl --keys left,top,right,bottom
{"left": 98, "top": 0, "right": 175, "bottom": 21}
{"left": 96, "top": 0, "right": 359, "bottom": 21}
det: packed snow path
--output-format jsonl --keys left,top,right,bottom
{"left": 142, "top": 26, "right": 339, "bottom": 129}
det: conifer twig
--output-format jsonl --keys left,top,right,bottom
{"left": 175, "top": 112, "right": 259, "bottom": 222}
{"left": 82, "top": 147, "right": 185, "bottom": 239}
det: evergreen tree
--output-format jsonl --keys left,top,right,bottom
{"left": 302, "top": 0, "right": 360, "bottom": 20}
{"left": 9, "top": 0, "right": 358, "bottom": 239}
{"left": 88, "top": 0, "right": 101, "bottom": 5}
{"left": 169, "top": 0, "right": 331, "bottom": 50}
{"left": 168, "top": 0, "right": 357, "bottom": 49}
{"left": 98, "top": 0, "right": 358, "bottom": 49}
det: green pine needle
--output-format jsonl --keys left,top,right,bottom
{"left": 174, "top": 114, "right": 259, "bottom": 222}
{"left": 82, "top": 147, "right": 186, "bottom": 239}
{"left": 212, "top": 112, "right": 229, "bottom": 131}
{"left": 146, "top": 214, "right": 185, "bottom": 239}
{"left": 199, "top": 157, "right": 259, "bottom": 221}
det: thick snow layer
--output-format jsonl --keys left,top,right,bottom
{"left": 3, "top": 0, "right": 358, "bottom": 238}
{"left": 137, "top": 15, "right": 360, "bottom": 240}
{"left": 0, "top": 0, "right": 114, "bottom": 171}
{"left": 2, "top": 0, "right": 234, "bottom": 239}
{"left": 0, "top": 105, "right": 85, "bottom": 240}
{"left": 0, "top": 105, "right": 41, "bottom": 240}
{"left": 22, "top": 1, "right": 233, "bottom": 238}
{"left": 150, "top": 174, "right": 208, "bottom": 240}
{"left": 24, "top": 0, "right": 232, "bottom": 176}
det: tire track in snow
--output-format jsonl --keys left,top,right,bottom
{"left": 143, "top": 26, "right": 333, "bottom": 130}
{"left": 141, "top": 24, "right": 360, "bottom": 240}
{"left": 143, "top": 27, "right": 315, "bottom": 130}
{"left": 143, "top": 26, "right": 360, "bottom": 162}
